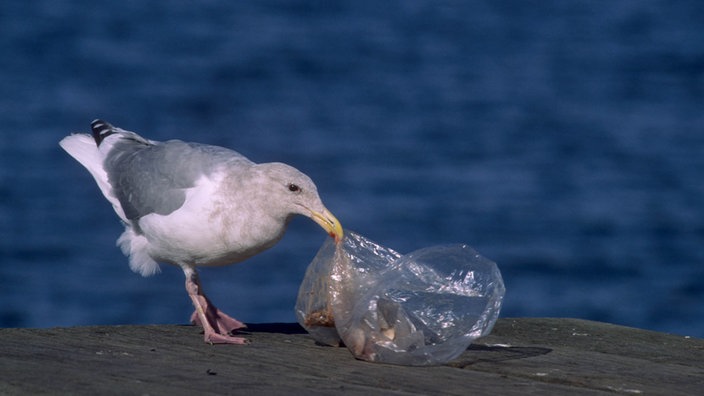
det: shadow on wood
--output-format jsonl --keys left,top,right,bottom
{"left": 449, "top": 344, "right": 553, "bottom": 368}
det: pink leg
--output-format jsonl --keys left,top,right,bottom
{"left": 183, "top": 266, "right": 248, "bottom": 344}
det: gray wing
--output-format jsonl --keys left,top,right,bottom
{"left": 104, "top": 138, "right": 251, "bottom": 220}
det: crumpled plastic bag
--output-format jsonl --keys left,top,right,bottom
{"left": 295, "top": 230, "right": 505, "bottom": 366}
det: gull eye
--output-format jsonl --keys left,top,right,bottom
{"left": 288, "top": 183, "right": 301, "bottom": 193}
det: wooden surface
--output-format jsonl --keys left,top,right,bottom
{"left": 1, "top": 318, "right": 702, "bottom": 395}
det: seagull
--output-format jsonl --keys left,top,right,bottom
{"left": 60, "top": 120, "right": 343, "bottom": 344}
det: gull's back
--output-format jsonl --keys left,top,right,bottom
{"left": 60, "top": 120, "right": 252, "bottom": 224}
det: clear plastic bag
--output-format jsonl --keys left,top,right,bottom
{"left": 295, "top": 231, "right": 401, "bottom": 347}
{"left": 295, "top": 230, "right": 505, "bottom": 366}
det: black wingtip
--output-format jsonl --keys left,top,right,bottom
{"left": 91, "top": 119, "right": 116, "bottom": 146}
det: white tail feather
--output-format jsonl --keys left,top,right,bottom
{"left": 61, "top": 132, "right": 161, "bottom": 277}
{"left": 59, "top": 134, "right": 128, "bottom": 222}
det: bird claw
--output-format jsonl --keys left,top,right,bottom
{"left": 190, "top": 306, "right": 247, "bottom": 334}
{"left": 187, "top": 284, "right": 248, "bottom": 344}
{"left": 191, "top": 305, "right": 249, "bottom": 344}
{"left": 203, "top": 331, "right": 249, "bottom": 345}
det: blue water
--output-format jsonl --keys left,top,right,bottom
{"left": 1, "top": 1, "right": 703, "bottom": 337}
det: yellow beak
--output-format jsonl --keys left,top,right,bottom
{"left": 311, "top": 207, "right": 344, "bottom": 243}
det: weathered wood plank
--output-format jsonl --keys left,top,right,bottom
{"left": 1, "top": 318, "right": 701, "bottom": 395}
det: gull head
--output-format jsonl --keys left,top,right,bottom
{"left": 251, "top": 162, "right": 343, "bottom": 243}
